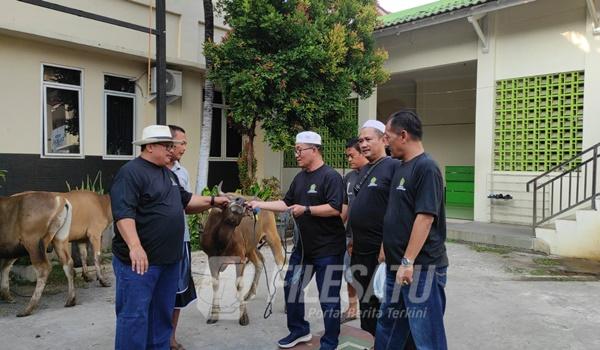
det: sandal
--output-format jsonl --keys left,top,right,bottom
{"left": 340, "top": 310, "right": 358, "bottom": 324}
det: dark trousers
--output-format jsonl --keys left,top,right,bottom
{"left": 375, "top": 265, "right": 448, "bottom": 350}
{"left": 351, "top": 252, "right": 381, "bottom": 337}
{"left": 284, "top": 249, "right": 343, "bottom": 350}
{"left": 113, "top": 256, "right": 179, "bottom": 350}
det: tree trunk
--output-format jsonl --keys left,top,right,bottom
{"left": 195, "top": 0, "right": 215, "bottom": 194}
{"left": 246, "top": 118, "right": 257, "bottom": 182}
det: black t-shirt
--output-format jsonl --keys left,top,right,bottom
{"left": 111, "top": 157, "right": 193, "bottom": 265}
{"left": 383, "top": 153, "right": 448, "bottom": 267}
{"left": 349, "top": 157, "right": 399, "bottom": 255}
{"left": 343, "top": 170, "right": 359, "bottom": 238}
{"left": 284, "top": 164, "right": 346, "bottom": 258}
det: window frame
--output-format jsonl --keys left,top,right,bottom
{"left": 209, "top": 98, "right": 242, "bottom": 162}
{"left": 40, "top": 63, "right": 84, "bottom": 159}
{"left": 103, "top": 74, "right": 137, "bottom": 160}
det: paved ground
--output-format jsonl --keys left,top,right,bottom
{"left": 1, "top": 242, "right": 599, "bottom": 349}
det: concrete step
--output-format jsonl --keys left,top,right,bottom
{"left": 447, "top": 221, "right": 534, "bottom": 250}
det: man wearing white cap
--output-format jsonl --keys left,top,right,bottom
{"left": 349, "top": 120, "right": 400, "bottom": 339}
{"left": 110, "top": 124, "right": 229, "bottom": 350}
{"left": 248, "top": 131, "right": 346, "bottom": 350}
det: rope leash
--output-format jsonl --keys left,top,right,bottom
{"left": 262, "top": 208, "right": 298, "bottom": 319}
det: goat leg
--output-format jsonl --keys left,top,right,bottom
{"left": 0, "top": 258, "right": 17, "bottom": 303}
{"left": 54, "top": 239, "right": 76, "bottom": 307}
{"left": 90, "top": 233, "right": 110, "bottom": 287}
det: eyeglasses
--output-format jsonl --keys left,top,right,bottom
{"left": 294, "top": 147, "right": 314, "bottom": 155}
{"left": 154, "top": 142, "right": 175, "bottom": 150}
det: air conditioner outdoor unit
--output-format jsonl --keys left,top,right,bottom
{"left": 150, "top": 67, "right": 182, "bottom": 102}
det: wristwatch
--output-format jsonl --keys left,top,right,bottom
{"left": 304, "top": 206, "right": 311, "bottom": 216}
{"left": 401, "top": 257, "right": 413, "bottom": 266}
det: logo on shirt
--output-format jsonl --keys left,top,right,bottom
{"left": 396, "top": 177, "right": 406, "bottom": 191}
{"left": 307, "top": 184, "right": 318, "bottom": 194}
{"left": 368, "top": 177, "right": 378, "bottom": 187}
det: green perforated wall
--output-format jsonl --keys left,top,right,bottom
{"left": 494, "top": 71, "right": 584, "bottom": 172}
{"left": 284, "top": 98, "right": 359, "bottom": 168}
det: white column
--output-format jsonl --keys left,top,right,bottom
{"left": 358, "top": 89, "right": 378, "bottom": 125}
{"left": 473, "top": 14, "right": 497, "bottom": 223}
{"left": 583, "top": 12, "right": 600, "bottom": 149}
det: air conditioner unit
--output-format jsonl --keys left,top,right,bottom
{"left": 150, "top": 67, "right": 182, "bottom": 102}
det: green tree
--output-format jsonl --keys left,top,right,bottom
{"left": 205, "top": 0, "right": 388, "bottom": 188}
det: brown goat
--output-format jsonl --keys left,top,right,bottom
{"left": 202, "top": 194, "right": 284, "bottom": 326}
{"left": 59, "top": 191, "right": 112, "bottom": 287}
{"left": 0, "top": 192, "right": 73, "bottom": 316}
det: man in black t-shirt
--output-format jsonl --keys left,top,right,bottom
{"left": 248, "top": 131, "right": 346, "bottom": 350}
{"left": 349, "top": 120, "right": 399, "bottom": 338}
{"left": 340, "top": 137, "right": 369, "bottom": 323}
{"left": 375, "top": 111, "right": 449, "bottom": 350}
{"left": 110, "top": 125, "right": 229, "bottom": 350}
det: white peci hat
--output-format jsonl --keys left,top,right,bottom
{"left": 132, "top": 125, "right": 173, "bottom": 146}
{"left": 295, "top": 131, "right": 322, "bottom": 145}
{"left": 361, "top": 120, "right": 386, "bottom": 134}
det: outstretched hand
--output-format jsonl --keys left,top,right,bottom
{"left": 247, "top": 200, "right": 262, "bottom": 210}
{"left": 212, "top": 195, "right": 230, "bottom": 209}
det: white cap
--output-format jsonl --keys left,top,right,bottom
{"left": 361, "top": 120, "right": 386, "bottom": 134}
{"left": 295, "top": 131, "right": 322, "bottom": 145}
{"left": 132, "top": 125, "right": 173, "bottom": 146}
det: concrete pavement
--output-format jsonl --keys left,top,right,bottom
{"left": 1, "top": 242, "right": 599, "bottom": 349}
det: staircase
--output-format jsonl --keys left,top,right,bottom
{"left": 526, "top": 143, "right": 600, "bottom": 259}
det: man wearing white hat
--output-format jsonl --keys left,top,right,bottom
{"left": 349, "top": 119, "right": 400, "bottom": 339}
{"left": 110, "top": 124, "right": 229, "bottom": 350}
{"left": 248, "top": 131, "right": 346, "bottom": 350}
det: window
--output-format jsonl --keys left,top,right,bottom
{"left": 42, "top": 65, "right": 83, "bottom": 156}
{"left": 205, "top": 92, "right": 243, "bottom": 160}
{"left": 104, "top": 75, "right": 136, "bottom": 158}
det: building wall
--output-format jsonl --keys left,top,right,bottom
{"left": 417, "top": 77, "right": 476, "bottom": 182}
{"left": 0, "top": 33, "right": 206, "bottom": 194}
{"left": 377, "top": 18, "right": 478, "bottom": 74}
{"left": 479, "top": 0, "right": 599, "bottom": 225}
{"left": 0, "top": 0, "right": 229, "bottom": 69}
{"left": 0, "top": 1, "right": 270, "bottom": 195}
{"left": 377, "top": 0, "right": 600, "bottom": 226}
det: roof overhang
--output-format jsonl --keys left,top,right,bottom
{"left": 374, "top": 0, "right": 536, "bottom": 38}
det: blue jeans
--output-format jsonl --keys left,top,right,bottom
{"left": 375, "top": 265, "right": 448, "bottom": 350}
{"left": 284, "top": 249, "right": 343, "bottom": 350}
{"left": 113, "top": 257, "right": 179, "bottom": 350}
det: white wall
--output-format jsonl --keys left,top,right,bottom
{"left": 416, "top": 77, "right": 476, "bottom": 181}
{"left": 377, "top": 19, "right": 478, "bottom": 74}
{"left": 483, "top": 0, "right": 598, "bottom": 225}
{"left": 0, "top": 0, "right": 229, "bottom": 69}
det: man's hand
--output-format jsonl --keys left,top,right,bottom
{"left": 396, "top": 265, "right": 414, "bottom": 286}
{"left": 288, "top": 204, "right": 306, "bottom": 218}
{"left": 247, "top": 200, "right": 262, "bottom": 210}
{"left": 129, "top": 244, "right": 148, "bottom": 275}
{"left": 347, "top": 239, "right": 353, "bottom": 256}
{"left": 212, "top": 195, "right": 230, "bottom": 209}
